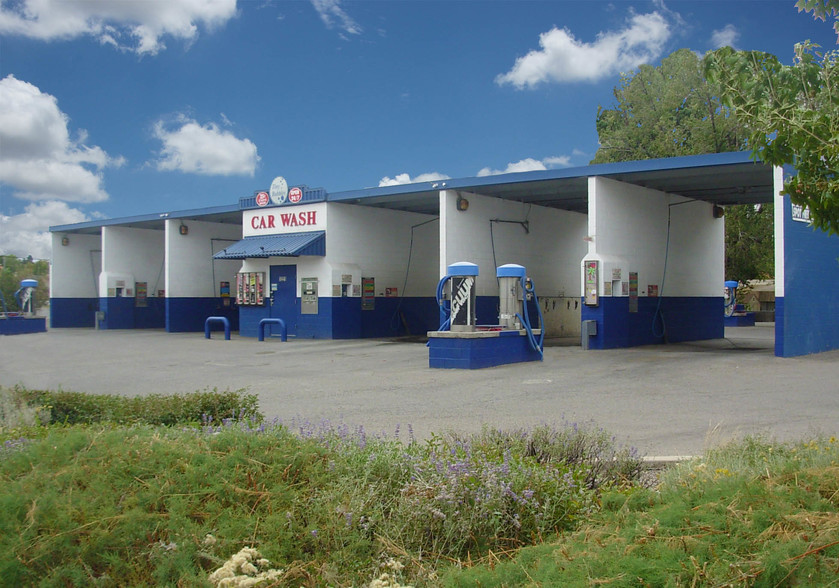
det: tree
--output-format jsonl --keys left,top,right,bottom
{"left": 725, "top": 204, "right": 775, "bottom": 282}
{"left": 704, "top": 41, "right": 839, "bottom": 234}
{"left": 797, "top": 0, "right": 839, "bottom": 41}
{"left": 0, "top": 255, "right": 50, "bottom": 312}
{"left": 592, "top": 49, "right": 746, "bottom": 163}
{"left": 593, "top": 48, "right": 773, "bottom": 282}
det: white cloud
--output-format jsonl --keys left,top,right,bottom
{"left": 477, "top": 156, "right": 572, "bottom": 177}
{"left": 495, "top": 11, "right": 671, "bottom": 87}
{"left": 542, "top": 155, "right": 572, "bottom": 167}
{"left": 310, "top": 0, "right": 362, "bottom": 36}
{"left": 710, "top": 24, "right": 739, "bottom": 49}
{"left": 0, "top": 201, "right": 90, "bottom": 259}
{"left": 152, "top": 116, "right": 260, "bottom": 176}
{"left": 0, "top": 75, "right": 122, "bottom": 204}
{"left": 0, "top": 0, "right": 238, "bottom": 55}
{"left": 379, "top": 172, "right": 450, "bottom": 187}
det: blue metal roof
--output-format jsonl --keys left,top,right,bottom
{"left": 51, "top": 152, "right": 774, "bottom": 235}
{"left": 329, "top": 151, "right": 773, "bottom": 215}
{"left": 50, "top": 203, "right": 242, "bottom": 235}
{"left": 213, "top": 231, "right": 325, "bottom": 259}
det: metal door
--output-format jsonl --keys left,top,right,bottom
{"left": 270, "top": 265, "right": 297, "bottom": 336}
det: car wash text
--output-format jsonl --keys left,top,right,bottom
{"left": 251, "top": 210, "right": 317, "bottom": 230}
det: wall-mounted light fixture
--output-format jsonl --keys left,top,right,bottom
{"left": 456, "top": 194, "right": 469, "bottom": 211}
{"left": 179, "top": 222, "right": 189, "bottom": 235}
{"left": 713, "top": 205, "right": 725, "bottom": 219}
{"left": 61, "top": 236, "right": 70, "bottom": 246}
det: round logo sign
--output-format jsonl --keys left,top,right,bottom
{"left": 269, "top": 176, "right": 288, "bottom": 205}
{"left": 288, "top": 186, "right": 303, "bottom": 203}
{"left": 255, "top": 191, "right": 270, "bottom": 207}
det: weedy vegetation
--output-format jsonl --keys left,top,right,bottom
{"left": 1, "top": 385, "right": 837, "bottom": 586}
{"left": 444, "top": 436, "right": 839, "bottom": 587}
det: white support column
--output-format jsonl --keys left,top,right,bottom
{"left": 773, "top": 165, "right": 785, "bottom": 299}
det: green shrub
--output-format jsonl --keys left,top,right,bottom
{"left": 6, "top": 385, "right": 260, "bottom": 427}
{"left": 442, "top": 435, "right": 839, "bottom": 587}
{"left": 0, "top": 418, "right": 641, "bottom": 587}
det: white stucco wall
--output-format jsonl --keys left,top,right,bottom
{"left": 236, "top": 202, "right": 438, "bottom": 298}
{"left": 166, "top": 219, "right": 242, "bottom": 298}
{"left": 326, "top": 202, "right": 439, "bottom": 297}
{"left": 100, "top": 226, "right": 164, "bottom": 297}
{"left": 50, "top": 232, "right": 101, "bottom": 298}
{"left": 585, "top": 176, "right": 723, "bottom": 298}
{"left": 440, "top": 189, "right": 587, "bottom": 297}
{"left": 239, "top": 257, "right": 329, "bottom": 296}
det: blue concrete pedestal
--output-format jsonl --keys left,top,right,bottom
{"left": 0, "top": 317, "right": 47, "bottom": 335}
{"left": 428, "top": 329, "right": 542, "bottom": 369}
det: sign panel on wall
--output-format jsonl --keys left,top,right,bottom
{"left": 791, "top": 203, "right": 812, "bottom": 224}
{"left": 301, "top": 277, "right": 318, "bottom": 315}
{"left": 243, "top": 203, "right": 327, "bottom": 237}
{"left": 362, "top": 277, "right": 375, "bottom": 310}
{"left": 269, "top": 176, "right": 288, "bottom": 205}
{"left": 135, "top": 282, "right": 147, "bottom": 308}
{"left": 584, "top": 260, "right": 599, "bottom": 306}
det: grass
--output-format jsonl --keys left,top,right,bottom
{"left": 442, "top": 435, "right": 839, "bottom": 587}
{"left": 1, "top": 386, "right": 837, "bottom": 586}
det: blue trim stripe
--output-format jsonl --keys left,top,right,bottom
{"left": 239, "top": 186, "right": 327, "bottom": 210}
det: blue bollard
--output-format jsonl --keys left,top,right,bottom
{"left": 258, "top": 318, "right": 287, "bottom": 342}
{"left": 204, "top": 316, "right": 231, "bottom": 340}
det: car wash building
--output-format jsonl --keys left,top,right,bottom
{"left": 49, "top": 152, "right": 839, "bottom": 358}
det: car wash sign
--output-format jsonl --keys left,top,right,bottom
{"left": 244, "top": 202, "right": 327, "bottom": 237}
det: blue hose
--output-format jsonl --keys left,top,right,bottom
{"left": 518, "top": 277, "right": 544, "bottom": 360}
{"left": 435, "top": 275, "right": 452, "bottom": 331}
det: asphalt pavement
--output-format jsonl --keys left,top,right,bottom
{"left": 2, "top": 324, "right": 837, "bottom": 458}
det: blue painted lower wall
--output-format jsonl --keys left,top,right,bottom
{"left": 99, "top": 297, "right": 135, "bottom": 329}
{"left": 779, "top": 196, "right": 839, "bottom": 356}
{"left": 50, "top": 298, "right": 98, "bottom": 328}
{"left": 97, "top": 297, "right": 167, "bottom": 330}
{"left": 239, "top": 305, "right": 271, "bottom": 338}
{"left": 166, "top": 298, "right": 239, "bottom": 333}
{"left": 581, "top": 296, "right": 722, "bottom": 349}
{"left": 362, "top": 297, "right": 439, "bottom": 338}
{"left": 239, "top": 296, "right": 439, "bottom": 339}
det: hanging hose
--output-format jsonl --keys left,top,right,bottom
{"left": 652, "top": 205, "right": 672, "bottom": 341}
{"left": 435, "top": 275, "right": 452, "bottom": 331}
{"left": 518, "top": 277, "right": 544, "bottom": 360}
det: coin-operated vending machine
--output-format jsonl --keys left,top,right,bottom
{"left": 236, "top": 272, "right": 265, "bottom": 306}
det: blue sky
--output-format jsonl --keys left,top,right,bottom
{"left": 1, "top": 0, "right": 837, "bottom": 258}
